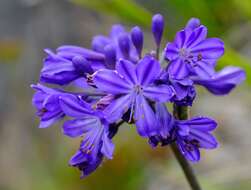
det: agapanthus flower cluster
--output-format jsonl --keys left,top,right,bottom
{"left": 31, "top": 14, "right": 245, "bottom": 178}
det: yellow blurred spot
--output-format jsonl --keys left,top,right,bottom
{"left": 0, "top": 40, "right": 22, "bottom": 63}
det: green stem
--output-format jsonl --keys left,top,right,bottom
{"left": 171, "top": 104, "right": 202, "bottom": 190}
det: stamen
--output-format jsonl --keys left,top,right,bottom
{"left": 37, "top": 108, "right": 47, "bottom": 117}
{"left": 190, "top": 139, "right": 200, "bottom": 147}
{"left": 134, "top": 85, "right": 143, "bottom": 94}
{"left": 197, "top": 53, "right": 202, "bottom": 61}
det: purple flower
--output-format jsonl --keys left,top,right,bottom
{"left": 193, "top": 66, "right": 246, "bottom": 95}
{"left": 158, "top": 71, "right": 196, "bottom": 106}
{"left": 30, "top": 14, "right": 247, "bottom": 177}
{"left": 31, "top": 83, "right": 65, "bottom": 128}
{"left": 131, "top": 26, "right": 144, "bottom": 58}
{"left": 69, "top": 150, "right": 103, "bottom": 179}
{"left": 93, "top": 55, "right": 175, "bottom": 137}
{"left": 59, "top": 95, "right": 114, "bottom": 177}
{"left": 152, "top": 14, "right": 165, "bottom": 47}
{"left": 175, "top": 117, "right": 218, "bottom": 162}
{"left": 164, "top": 18, "right": 245, "bottom": 95}
{"left": 40, "top": 48, "right": 101, "bottom": 85}
{"left": 148, "top": 103, "right": 175, "bottom": 147}
{"left": 172, "top": 83, "right": 196, "bottom": 106}
{"left": 165, "top": 21, "right": 224, "bottom": 79}
{"left": 92, "top": 24, "right": 138, "bottom": 66}
{"left": 149, "top": 104, "right": 218, "bottom": 162}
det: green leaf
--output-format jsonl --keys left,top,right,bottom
{"left": 71, "top": 0, "right": 152, "bottom": 27}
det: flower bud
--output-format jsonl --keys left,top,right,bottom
{"left": 110, "top": 24, "right": 125, "bottom": 38}
{"left": 118, "top": 33, "right": 130, "bottom": 58}
{"left": 104, "top": 44, "right": 116, "bottom": 69}
{"left": 92, "top": 35, "right": 110, "bottom": 53}
{"left": 152, "top": 14, "right": 165, "bottom": 47}
{"left": 131, "top": 26, "right": 144, "bottom": 57}
{"left": 72, "top": 56, "right": 93, "bottom": 75}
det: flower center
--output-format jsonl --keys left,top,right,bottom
{"left": 133, "top": 85, "right": 143, "bottom": 94}
{"left": 179, "top": 48, "right": 203, "bottom": 67}
{"left": 179, "top": 48, "right": 192, "bottom": 60}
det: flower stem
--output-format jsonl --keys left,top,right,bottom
{"left": 171, "top": 104, "right": 202, "bottom": 190}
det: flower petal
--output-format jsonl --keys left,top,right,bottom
{"left": 59, "top": 95, "right": 93, "bottom": 117}
{"left": 62, "top": 117, "right": 98, "bottom": 138}
{"left": 165, "top": 42, "right": 179, "bottom": 61}
{"left": 69, "top": 150, "right": 103, "bottom": 179}
{"left": 174, "top": 29, "right": 192, "bottom": 48}
{"left": 191, "top": 38, "right": 224, "bottom": 59}
{"left": 104, "top": 94, "right": 132, "bottom": 123}
{"left": 136, "top": 55, "right": 161, "bottom": 86}
{"left": 178, "top": 116, "right": 217, "bottom": 131}
{"left": 134, "top": 95, "right": 157, "bottom": 137}
{"left": 101, "top": 131, "right": 115, "bottom": 159}
{"left": 194, "top": 66, "right": 246, "bottom": 95}
{"left": 155, "top": 103, "right": 173, "bottom": 138}
{"left": 186, "top": 25, "right": 207, "bottom": 48}
{"left": 185, "top": 18, "right": 200, "bottom": 30}
{"left": 177, "top": 140, "right": 200, "bottom": 162}
{"left": 116, "top": 59, "right": 137, "bottom": 85}
{"left": 69, "top": 150, "right": 87, "bottom": 166}
{"left": 57, "top": 45, "right": 105, "bottom": 61}
{"left": 192, "top": 60, "right": 215, "bottom": 78}
{"left": 189, "top": 129, "right": 218, "bottom": 149}
{"left": 39, "top": 114, "right": 64, "bottom": 128}
{"left": 167, "top": 58, "right": 191, "bottom": 79}
{"left": 143, "top": 85, "right": 174, "bottom": 102}
{"left": 93, "top": 69, "right": 131, "bottom": 94}
{"left": 40, "top": 53, "right": 79, "bottom": 85}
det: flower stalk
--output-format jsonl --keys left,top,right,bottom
{"left": 171, "top": 104, "right": 202, "bottom": 190}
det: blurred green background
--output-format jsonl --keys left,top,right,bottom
{"left": 0, "top": 0, "right": 251, "bottom": 190}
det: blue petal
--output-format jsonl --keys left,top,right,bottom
{"left": 143, "top": 84, "right": 174, "bottom": 102}
{"left": 104, "top": 94, "right": 132, "bottom": 123}
{"left": 136, "top": 55, "right": 161, "bottom": 86}
{"left": 134, "top": 95, "right": 157, "bottom": 137}
{"left": 116, "top": 59, "right": 137, "bottom": 85}
{"left": 155, "top": 103, "right": 173, "bottom": 138}
{"left": 57, "top": 45, "right": 105, "bottom": 61}
{"left": 186, "top": 25, "right": 207, "bottom": 48}
{"left": 194, "top": 66, "right": 246, "bottom": 95}
{"left": 167, "top": 58, "right": 191, "bottom": 79}
{"left": 191, "top": 38, "right": 224, "bottom": 59}
{"left": 62, "top": 117, "right": 98, "bottom": 138}
{"left": 93, "top": 69, "right": 131, "bottom": 94}
{"left": 165, "top": 42, "right": 179, "bottom": 61}
{"left": 101, "top": 129, "right": 115, "bottom": 159}
{"left": 177, "top": 140, "right": 200, "bottom": 162}
{"left": 59, "top": 95, "right": 93, "bottom": 117}
{"left": 39, "top": 113, "right": 64, "bottom": 128}
{"left": 185, "top": 18, "right": 200, "bottom": 30}
{"left": 189, "top": 129, "right": 218, "bottom": 149}
{"left": 178, "top": 116, "right": 217, "bottom": 131}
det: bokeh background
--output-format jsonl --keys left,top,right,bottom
{"left": 1, "top": 0, "right": 251, "bottom": 190}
